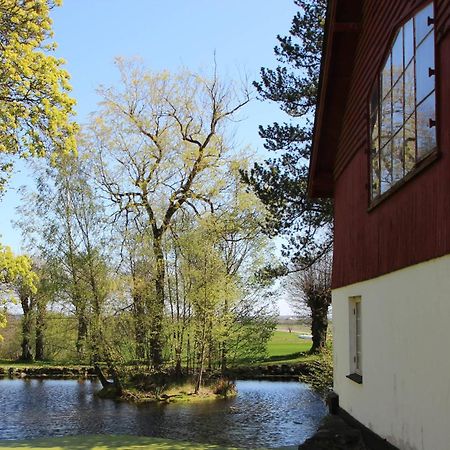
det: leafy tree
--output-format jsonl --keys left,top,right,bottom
{"left": 17, "top": 154, "right": 112, "bottom": 361}
{"left": 89, "top": 59, "right": 250, "bottom": 369}
{"left": 288, "top": 253, "right": 331, "bottom": 353}
{"left": 0, "top": 0, "right": 77, "bottom": 193}
{"left": 0, "top": 244, "right": 37, "bottom": 344}
{"left": 241, "top": 0, "right": 332, "bottom": 269}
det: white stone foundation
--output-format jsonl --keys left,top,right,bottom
{"left": 332, "top": 254, "right": 450, "bottom": 450}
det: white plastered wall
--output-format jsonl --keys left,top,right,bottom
{"left": 333, "top": 253, "right": 450, "bottom": 450}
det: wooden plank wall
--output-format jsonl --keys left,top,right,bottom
{"left": 332, "top": 0, "right": 450, "bottom": 288}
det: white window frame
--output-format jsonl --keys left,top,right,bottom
{"left": 348, "top": 296, "right": 363, "bottom": 383}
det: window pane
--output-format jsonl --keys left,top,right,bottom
{"left": 404, "top": 19, "right": 414, "bottom": 66}
{"left": 371, "top": 129, "right": 380, "bottom": 199}
{"left": 371, "top": 156, "right": 380, "bottom": 199}
{"left": 392, "top": 130, "right": 404, "bottom": 182}
{"left": 380, "top": 96, "right": 392, "bottom": 148}
{"left": 382, "top": 53, "right": 392, "bottom": 100}
{"left": 417, "top": 91, "right": 436, "bottom": 159}
{"left": 370, "top": 84, "right": 379, "bottom": 117}
{"left": 355, "top": 303, "right": 361, "bottom": 373}
{"left": 392, "top": 29, "right": 403, "bottom": 84}
{"left": 404, "top": 60, "right": 415, "bottom": 119}
{"left": 416, "top": 32, "right": 435, "bottom": 103}
{"left": 380, "top": 142, "right": 392, "bottom": 193}
{"left": 404, "top": 115, "right": 416, "bottom": 174}
{"left": 371, "top": 110, "right": 379, "bottom": 143}
{"left": 415, "top": 3, "right": 434, "bottom": 46}
{"left": 392, "top": 76, "right": 404, "bottom": 133}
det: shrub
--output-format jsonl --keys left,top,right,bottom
{"left": 299, "top": 345, "right": 333, "bottom": 396}
{"left": 212, "top": 378, "right": 237, "bottom": 398}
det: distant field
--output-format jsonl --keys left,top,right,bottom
{"left": 275, "top": 324, "right": 311, "bottom": 334}
{"left": 0, "top": 328, "right": 316, "bottom": 370}
{"left": 258, "top": 330, "right": 313, "bottom": 365}
{"left": 268, "top": 331, "right": 312, "bottom": 355}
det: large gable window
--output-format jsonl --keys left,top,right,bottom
{"left": 370, "top": 2, "right": 436, "bottom": 201}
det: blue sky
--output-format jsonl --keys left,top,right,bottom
{"left": 1, "top": 0, "right": 298, "bottom": 313}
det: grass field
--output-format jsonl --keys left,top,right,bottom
{"left": 0, "top": 435, "right": 242, "bottom": 450}
{"left": 0, "top": 328, "right": 316, "bottom": 369}
{"left": 260, "top": 330, "right": 313, "bottom": 365}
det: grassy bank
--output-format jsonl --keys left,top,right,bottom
{"left": 0, "top": 435, "right": 242, "bottom": 450}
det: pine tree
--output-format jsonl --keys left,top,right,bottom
{"left": 242, "top": 0, "right": 332, "bottom": 270}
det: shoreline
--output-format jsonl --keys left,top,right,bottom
{"left": 0, "top": 362, "right": 315, "bottom": 381}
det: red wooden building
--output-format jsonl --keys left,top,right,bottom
{"left": 310, "top": 1, "right": 450, "bottom": 448}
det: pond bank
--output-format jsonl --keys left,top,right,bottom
{"left": 0, "top": 434, "right": 242, "bottom": 449}
{"left": 0, "top": 362, "right": 314, "bottom": 381}
{"left": 225, "top": 362, "right": 313, "bottom": 380}
{"left": 0, "top": 365, "right": 95, "bottom": 378}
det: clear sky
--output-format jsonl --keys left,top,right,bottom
{"left": 0, "top": 0, "right": 298, "bottom": 314}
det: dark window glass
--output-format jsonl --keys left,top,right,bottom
{"left": 371, "top": 143, "right": 380, "bottom": 199}
{"left": 416, "top": 32, "right": 435, "bottom": 102}
{"left": 370, "top": 84, "right": 379, "bottom": 117}
{"left": 416, "top": 91, "right": 436, "bottom": 159}
{"left": 371, "top": 110, "right": 379, "bottom": 144}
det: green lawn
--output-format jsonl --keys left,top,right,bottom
{"left": 0, "top": 435, "right": 242, "bottom": 450}
{"left": 258, "top": 331, "right": 314, "bottom": 365}
{"left": 0, "top": 330, "right": 315, "bottom": 370}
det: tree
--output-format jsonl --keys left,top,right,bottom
{"left": 0, "top": 245, "right": 37, "bottom": 345}
{"left": 241, "top": 0, "right": 332, "bottom": 353}
{"left": 241, "top": 0, "right": 332, "bottom": 269}
{"left": 17, "top": 154, "right": 112, "bottom": 362}
{"left": 288, "top": 253, "right": 331, "bottom": 353}
{"left": 0, "top": 0, "right": 77, "bottom": 194}
{"left": 89, "top": 59, "right": 250, "bottom": 368}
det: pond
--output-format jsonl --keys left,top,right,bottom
{"left": 0, "top": 379, "right": 326, "bottom": 448}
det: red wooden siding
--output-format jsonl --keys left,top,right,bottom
{"left": 331, "top": 0, "right": 450, "bottom": 288}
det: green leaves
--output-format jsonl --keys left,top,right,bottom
{"left": 0, "top": 0, "right": 77, "bottom": 194}
{"left": 242, "top": 0, "right": 332, "bottom": 269}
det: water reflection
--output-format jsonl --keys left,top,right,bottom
{"left": 0, "top": 379, "right": 326, "bottom": 448}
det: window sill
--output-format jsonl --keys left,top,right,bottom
{"left": 346, "top": 373, "right": 363, "bottom": 384}
{"left": 368, "top": 148, "right": 439, "bottom": 212}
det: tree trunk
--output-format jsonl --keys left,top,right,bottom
{"left": 221, "top": 343, "right": 227, "bottom": 375}
{"left": 151, "top": 234, "right": 165, "bottom": 369}
{"left": 20, "top": 294, "right": 34, "bottom": 362}
{"left": 133, "top": 291, "right": 147, "bottom": 361}
{"left": 35, "top": 300, "right": 46, "bottom": 360}
{"left": 76, "top": 308, "right": 88, "bottom": 359}
{"left": 94, "top": 364, "right": 112, "bottom": 389}
{"left": 309, "top": 299, "right": 329, "bottom": 354}
{"left": 195, "top": 340, "right": 206, "bottom": 394}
